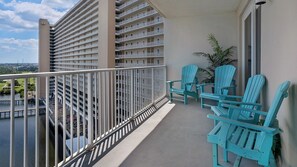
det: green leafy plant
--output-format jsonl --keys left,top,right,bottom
{"left": 195, "top": 34, "right": 236, "bottom": 83}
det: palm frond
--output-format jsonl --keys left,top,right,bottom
{"left": 194, "top": 34, "right": 236, "bottom": 83}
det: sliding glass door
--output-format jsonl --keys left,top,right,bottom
{"left": 242, "top": 2, "right": 261, "bottom": 89}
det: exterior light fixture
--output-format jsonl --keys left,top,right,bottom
{"left": 256, "top": 0, "right": 266, "bottom": 5}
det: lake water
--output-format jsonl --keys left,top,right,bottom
{"left": 0, "top": 116, "right": 57, "bottom": 166}
{"left": 0, "top": 94, "right": 56, "bottom": 166}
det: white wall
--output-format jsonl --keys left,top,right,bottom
{"left": 261, "top": 1, "right": 297, "bottom": 166}
{"left": 164, "top": 12, "right": 238, "bottom": 83}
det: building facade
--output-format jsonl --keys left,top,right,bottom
{"left": 39, "top": 0, "right": 164, "bottom": 121}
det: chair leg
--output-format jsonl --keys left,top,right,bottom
{"left": 169, "top": 93, "right": 173, "bottom": 103}
{"left": 201, "top": 98, "right": 205, "bottom": 108}
{"left": 212, "top": 144, "right": 219, "bottom": 167}
{"left": 184, "top": 94, "right": 188, "bottom": 104}
{"left": 234, "top": 156, "right": 242, "bottom": 167}
{"left": 268, "top": 151, "right": 277, "bottom": 167}
{"left": 223, "top": 149, "right": 228, "bottom": 162}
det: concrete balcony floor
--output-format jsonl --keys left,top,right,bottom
{"left": 96, "top": 98, "right": 257, "bottom": 167}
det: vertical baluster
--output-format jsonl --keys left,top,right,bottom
{"left": 62, "top": 75, "right": 66, "bottom": 161}
{"left": 87, "top": 73, "right": 93, "bottom": 148}
{"left": 130, "top": 70, "right": 134, "bottom": 119}
{"left": 138, "top": 70, "right": 140, "bottom": 110}
{"left": 164, "top": 66, "right": 167, "bottom": 97}
{"left": 103, "top": 72, "right": 106, "bottom": 134}
{"left": 113, "top": 71, "right": 118, "bottom": 127}
{"left": 133, "top": 70, "right": 136, "bottom": 117}
{"left": 35, "top": 78, "right": 40, "bottom": 167}
{"left": 83, "top": 74, "right": 86, "bottom": 147}
{"left": 10, "top": 79, "right": 15, "bottom": 167}
{"left": 76, "top": 74, "right": 80, "bottom": 153}
{"left": 98, "top": 72, "right": 102, "bottom": 137}
{"left": 70, "top": 75, "right": 74, "bottom": 157}
{"left": 23, "top": 78, "right": 28, "bottom": 167}
{"left": 54, "top": 76, "right": 58, "bottom": 167}
{"left": 152, "top": 68, "right": 154, "bottom": 104}
{"left": 111, "top": 71, "right": 114, "bottom": 128}
{"left": 124, "top": 70, "right": 128, "bottom": 121}
{"left": 107, "top": 72, "right": 110, "bottom": 132}
{"left": 95, "top": 73, "right": 98, "bottom": 140}
{"left": 120, "top": 70, "right": 122, "bottom": 124}
{"left": 45, "top": 77, "right": 49, "bottom": 167}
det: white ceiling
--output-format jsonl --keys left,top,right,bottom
{"left": 147, "top": 0, "right": 243, "bottom": 18}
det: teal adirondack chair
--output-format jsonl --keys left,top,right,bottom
{"left": 207, "top": 81, "right": 290, "bottom": 167}
{"left": 212, "top": 75, "right": 266, "bottom": 124}
{"left": 167, "top": 64, "right": 199, "bottom": 104}
{"left": 198, "top": 65, "right": 236, "bottom": 108}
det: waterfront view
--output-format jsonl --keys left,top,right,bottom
{"left": 0, "top": 116, "right": 55, "bottom": 166}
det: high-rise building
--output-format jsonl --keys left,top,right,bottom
{"left": 39, "top": 0, "right": 164, "bottom": 118}
{"left": 115, "top": 0, "right": 164, "bottom": 68}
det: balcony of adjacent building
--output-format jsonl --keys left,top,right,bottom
{"left": 116, "top": 10, "right": 159, "bottom": 27}
{"left": 116, "top": 18, "right": 163, "bottom": 35}
{"left": 116, "top": 41, "right": 164, "bottom": 51}
{"left": 115, "top": 52, "right": 163, "bottom": 59}
{"left": 116, "top": 30, "right": 164, "bottom": 43}
{"left": 116, "top": 2, "right": 150, "bottom": 19}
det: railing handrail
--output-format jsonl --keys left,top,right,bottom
{"left": 0, "top": 65, "right": 166, "bottom": 80}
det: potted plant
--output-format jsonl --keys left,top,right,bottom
{"left": 194, "top": 34, "right": 236, "bottom": 83}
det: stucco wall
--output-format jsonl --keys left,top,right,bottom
{"left": 261, "top": 1, "right": 297, "bottom": 166}
{"left": 164, "top": 12, "right": 238, "bottom": 85}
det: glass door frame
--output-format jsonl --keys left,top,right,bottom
{"left": 241, "top": 1, "right": 260, "bottom": 91}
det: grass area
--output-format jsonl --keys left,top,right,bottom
{"left": 0, "top": 77, "right": 36, "bottom": 97}
{"left": 0, "top": 82, "right": 5, "bottom": 92}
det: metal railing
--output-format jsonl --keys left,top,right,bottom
{"left": 0, "top": 65, "right": 166, "bottom": 167}
{"left": 116, "top": 41, "right": 164, "bottom": 51}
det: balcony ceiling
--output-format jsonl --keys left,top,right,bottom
{"left": 146, "top": 0, "right": 243, "bottom": 18}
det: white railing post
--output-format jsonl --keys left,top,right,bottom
{"left": 130, "top": 70, "right": 134, "bottom": 119}
{"left": 70, "top": 74, "right": 74, "bottom": 157}
{"left": 62, "top": 75, "right": 66, "bottom": 162}
{"left": 24, "top": 78, "right": 28, "bottom": 167}
{"left": 87, "top": 73, "right": 93, "bottom": 148}
{"left": 54, "top": 76, "right": 59, "bottom": 167}
{"left": 45, "top": 77, "right": 49, "bottom": 167}
{"left": 35, "top": 78, "right": 40, "bottom": 167}
{"left": 10, "top": 79, "right": 15, "bottom": 167}
{"left": 151, "top": 68, "right": 155, "bottom": 104}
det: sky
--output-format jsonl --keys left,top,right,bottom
{"left": 0, "top": 0, "right": 79, "bottom": 63}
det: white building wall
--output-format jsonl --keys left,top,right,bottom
{"left": 164, "top": 13, "right": 238, "bottom": 83}
{"left": 260, "top": 1, "right": 297, "bottom": 166}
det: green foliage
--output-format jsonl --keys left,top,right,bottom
{"left": 195, "top": 34, "right": 236, "bottom": 83}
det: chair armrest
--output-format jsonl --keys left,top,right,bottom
{"left": 207, "top": 114, "right": 277, "bottom": 134}
{"left": 221, "top": 104, "right": 267, "bottom": 116}
{"left": 184, "top": 82, "right": 197, "bottom": 91}
{"left": 167, "top": 80, "right": 181, "bottom": 88}
{"left": 167, "top": 80, "right": 181, "bottom": 83}
{"left": 220, "top": 86, "right": 236, "bottom": 94}
{"left": 218, "top": 95, "right": 243, "bottom": 100}
{"left": 197, "top": 83, "right": 214, "bottom": 87}
{"left": 197, "top": 83, "right": 214, "bottom": 93}
{"left": 219, "top": 100, "right": 262, "bottom": 108}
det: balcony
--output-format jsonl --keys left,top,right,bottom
{"left": 116, "top": 41, "right": 164, "bottom": 51}
{"left": 116, "top": 30, "right": 164, "bottom": 43}
{"left": 0, "top": 66, "right": 166, "bottom": 167}
{"left": 117, "top": 3, "right": 149, "bottom": 18}
{"left": 94, "top": 99, "right": 257, "bottom": 167}
{"left": 116, "top": 19, "right": 163, "bottom": 34}
{"left": 116, "top": 10, "right": 158, "bottom": 27}
{"left": 115, "top": 52, "right": 163, "bottom": 59}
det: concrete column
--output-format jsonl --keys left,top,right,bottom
{"left": 98, "top": 0, "right": 116, "bottom": 68}
{"left": 38, "top": 19, "right": 50, "bottom": 98}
